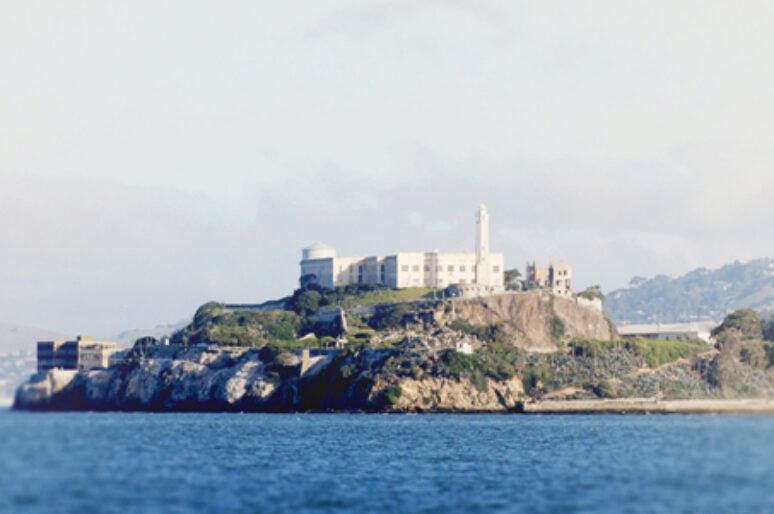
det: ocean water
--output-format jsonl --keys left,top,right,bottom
{"left": 1, "top": 411, "right": 773, "bottom": 513}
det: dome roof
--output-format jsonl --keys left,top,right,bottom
{"left": 302, "top": 242, "right": 336, "bottom": 260}
{"left": 304, "top": 242, "right": 334, "bottom": 251}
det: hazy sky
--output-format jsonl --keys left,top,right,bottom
{"left": 3, "top": 1, "right": 774, "bottom": 336}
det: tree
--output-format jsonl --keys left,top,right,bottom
{"left": 294, "top": 290, "right": 322, "bottom": 316}
{"left": 299, "top": 274, "right": 319, "bottom": 290}
{"left": 504, "top": 269, "right": 522, "bottom": 291}
{"left": 711, "top": 309, "right": 762, "bottom": 339}
{"left": 763, "top": 315, "right": 774, "bottom": 342}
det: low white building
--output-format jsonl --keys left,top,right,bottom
{"left": 300, "top": 204, "right": 505, "bottom": 290}
{"left": 617, "top": 322, "right": 716, "bottom": 343}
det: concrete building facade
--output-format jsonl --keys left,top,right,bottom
{"left": 37, "top": 336, "right": 120, "bottom": 372}
{"left": 300, "top": 204, "right": 505, "bottom": 290}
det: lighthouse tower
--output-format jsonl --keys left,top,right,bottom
{"left": 475, "top": 203, "right": 491, "bottom": 285}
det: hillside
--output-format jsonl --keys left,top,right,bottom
{"left": 605, "top": 258, "right": 774, "bottom": 324}
{"left": 0, "top": 323, "right": 69, "bottom": 354}
{"left": 171, "top": 290, "right": 617, "bottom": 353}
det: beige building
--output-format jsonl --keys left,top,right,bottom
{"left": 300, "top": 204, "right": 505, "bottom": 290}
{"left": 37, "top": 336, "right": 120, "bottom": 372}
{"left": 79, "top": 339, "right": 121, "bottom": 370}
{"left": 526, "top": 260, "right": 573, "bottom": 296}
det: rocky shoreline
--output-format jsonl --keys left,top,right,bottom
{"left": 13, "top": 344, "right": 774, "bottom": 414}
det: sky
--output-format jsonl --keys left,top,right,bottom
{"left": 2, "top": 1, "right": 774, "bottom": 336}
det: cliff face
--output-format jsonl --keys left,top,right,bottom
{"left": 14, "top": 345, "right": 525, "bottom": 413}
{"left": 15, "top": 347, "right": 292, "bottom": 412}
{"left": 448, "top": 293, "right": 618, "bottom": 352}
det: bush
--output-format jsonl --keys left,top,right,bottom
{"left": 523, "top": 364, "right": 555, "bottom": 397}
{"left": 593, "top": 380, "right": 618, "bottom": 398}
{"left": 625, "top": 338, "right": 707, "bottom": 368}
{"left": 370, "top": 303, "right": 413, "bottom": 330}
{"left": 449, "top": 319, "right": 509, "bottom": 344}
{"left": 470, "top": 369, "right": 489, "bottom": 393}
{"left": 577, "top": 286, "right": 604, "bottom": 302}
{"left": 380, "top": 386, "right": 403, "bottom": 406}
{"left": 293, "top": 290, "right": 322, "bottom": 316}
{"left": 438, "top": 350, "right": 476, "bottom": 379}
{"left": 740, "top": 341, "right": 768, "bottom": 369}
{"left": 712, "top": 309, "right": 763, "bottom": 339}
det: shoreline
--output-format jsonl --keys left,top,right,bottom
{"left": 11, "top": 398, "right": 774, "bottom": 415}
{"left": 519, "top": 398, "right": 774, "bottom": 415}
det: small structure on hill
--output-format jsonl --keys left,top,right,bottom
{"left": 525, "top": 261, "right": 573, "bottom": 296}
{"left": 617, "top": 322, "right": 714, "bottom": 343}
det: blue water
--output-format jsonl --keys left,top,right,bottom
{"left": 1, "top": 411, "right": 773, "bottom": 513}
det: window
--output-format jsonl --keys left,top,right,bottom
{"left": 448, "top": 265, "right": 455, "bottom": 272}
{"left": 380, "top": 265, "right": 385, "bottom": 272}
{"left": 401, "top": 265, "right": 409, "bottom": 272}
{"left": 437, "top": 266, "right": 442, "bottom": 272}
{"left": 358, "top": 265, "right": 363, "bottom": 272}
{"left": 412, "top": 265, "right": 419, "bottom": 272}
{"left": 460, "top": 265, "right": 466, "bottom": 272}
{"left": 493, "top": 266, "right": 500, "bottom": 272}
{"left": 424, "top": 265, "right": 430, "bottom": 272}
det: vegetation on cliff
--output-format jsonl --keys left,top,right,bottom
{"left": 170, "top": 302, "right": 305, "bottom": 348}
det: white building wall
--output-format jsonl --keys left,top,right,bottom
{"left": 299, "top": 205, "right": 507, "bottom": 291}
{"left": 301, "top": 251, "right": 504, "bottom": 289}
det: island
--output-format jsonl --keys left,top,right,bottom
{"left": 14, "top": 284, "right": 774, "bottom": 414}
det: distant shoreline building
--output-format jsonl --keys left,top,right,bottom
{"left": 300, "top": 204, "right": 505, "bottom": 291}
{"left": 37, "top": 336, "right": 120, "bottom": 372}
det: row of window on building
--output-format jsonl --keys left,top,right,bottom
{"left": 37, "top": 336, "right": 126, "bottom": 372}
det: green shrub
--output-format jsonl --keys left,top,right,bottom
{"left": 740, "top": 341, "right": 768, "bottom": 369}
{"left": 370, "top": 304, "right": 413, "bottom": 330}
{"left": 449, "top": 319, "right": 509, "bottom": 344}
{"left": 438, "top": 350, "right": 476, "bottom": 379}
{"left": 625, "top": 338, "right": 706, "bottom": 368}
{"left": 470, "top": 369, "right": 489, "bottom": 393}
{"left": 380, "top": 386, "right": 403, "bottom": 406}
{"left": 523, "top": 364, "right": 555, "bottom": 397}
{"left": 293, "top": 290, "right": 322, "bottom": 316}
{"left": 712, "top": 309, "right": 763, "bottom": 339}
{"left": 339, "top": 364, "right": 357, "bottom": 379}
{"left": 593, "top": 380, "right": 618, "bottom": 398}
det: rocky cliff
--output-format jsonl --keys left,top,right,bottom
{"left": 14, "top": 344, "right": 527, "bottom": 412}
{"left": 447, "top": 293, "right": 618, "bottom": 352}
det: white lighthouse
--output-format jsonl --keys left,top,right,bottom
{"left": 475, "top": 203, "right": 492, "bottom": 285}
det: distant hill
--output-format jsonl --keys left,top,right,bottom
{"left": 110, "top": 319, "right": 190, "bottom": 348}
{"left": 605, "top": 258, "right": 774, "bottom": 324}
{"left": 0, "top": 324, "right": 70, "bottom": 354}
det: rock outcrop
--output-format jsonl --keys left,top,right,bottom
{"left": 449, "top": 293, "right": 617, "bottom": 351}
{"left": 389, "top": 376, "right": 524, "bottom": 412}
{"left": 14, "top": 345, "right": 525, "bottom": 412}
